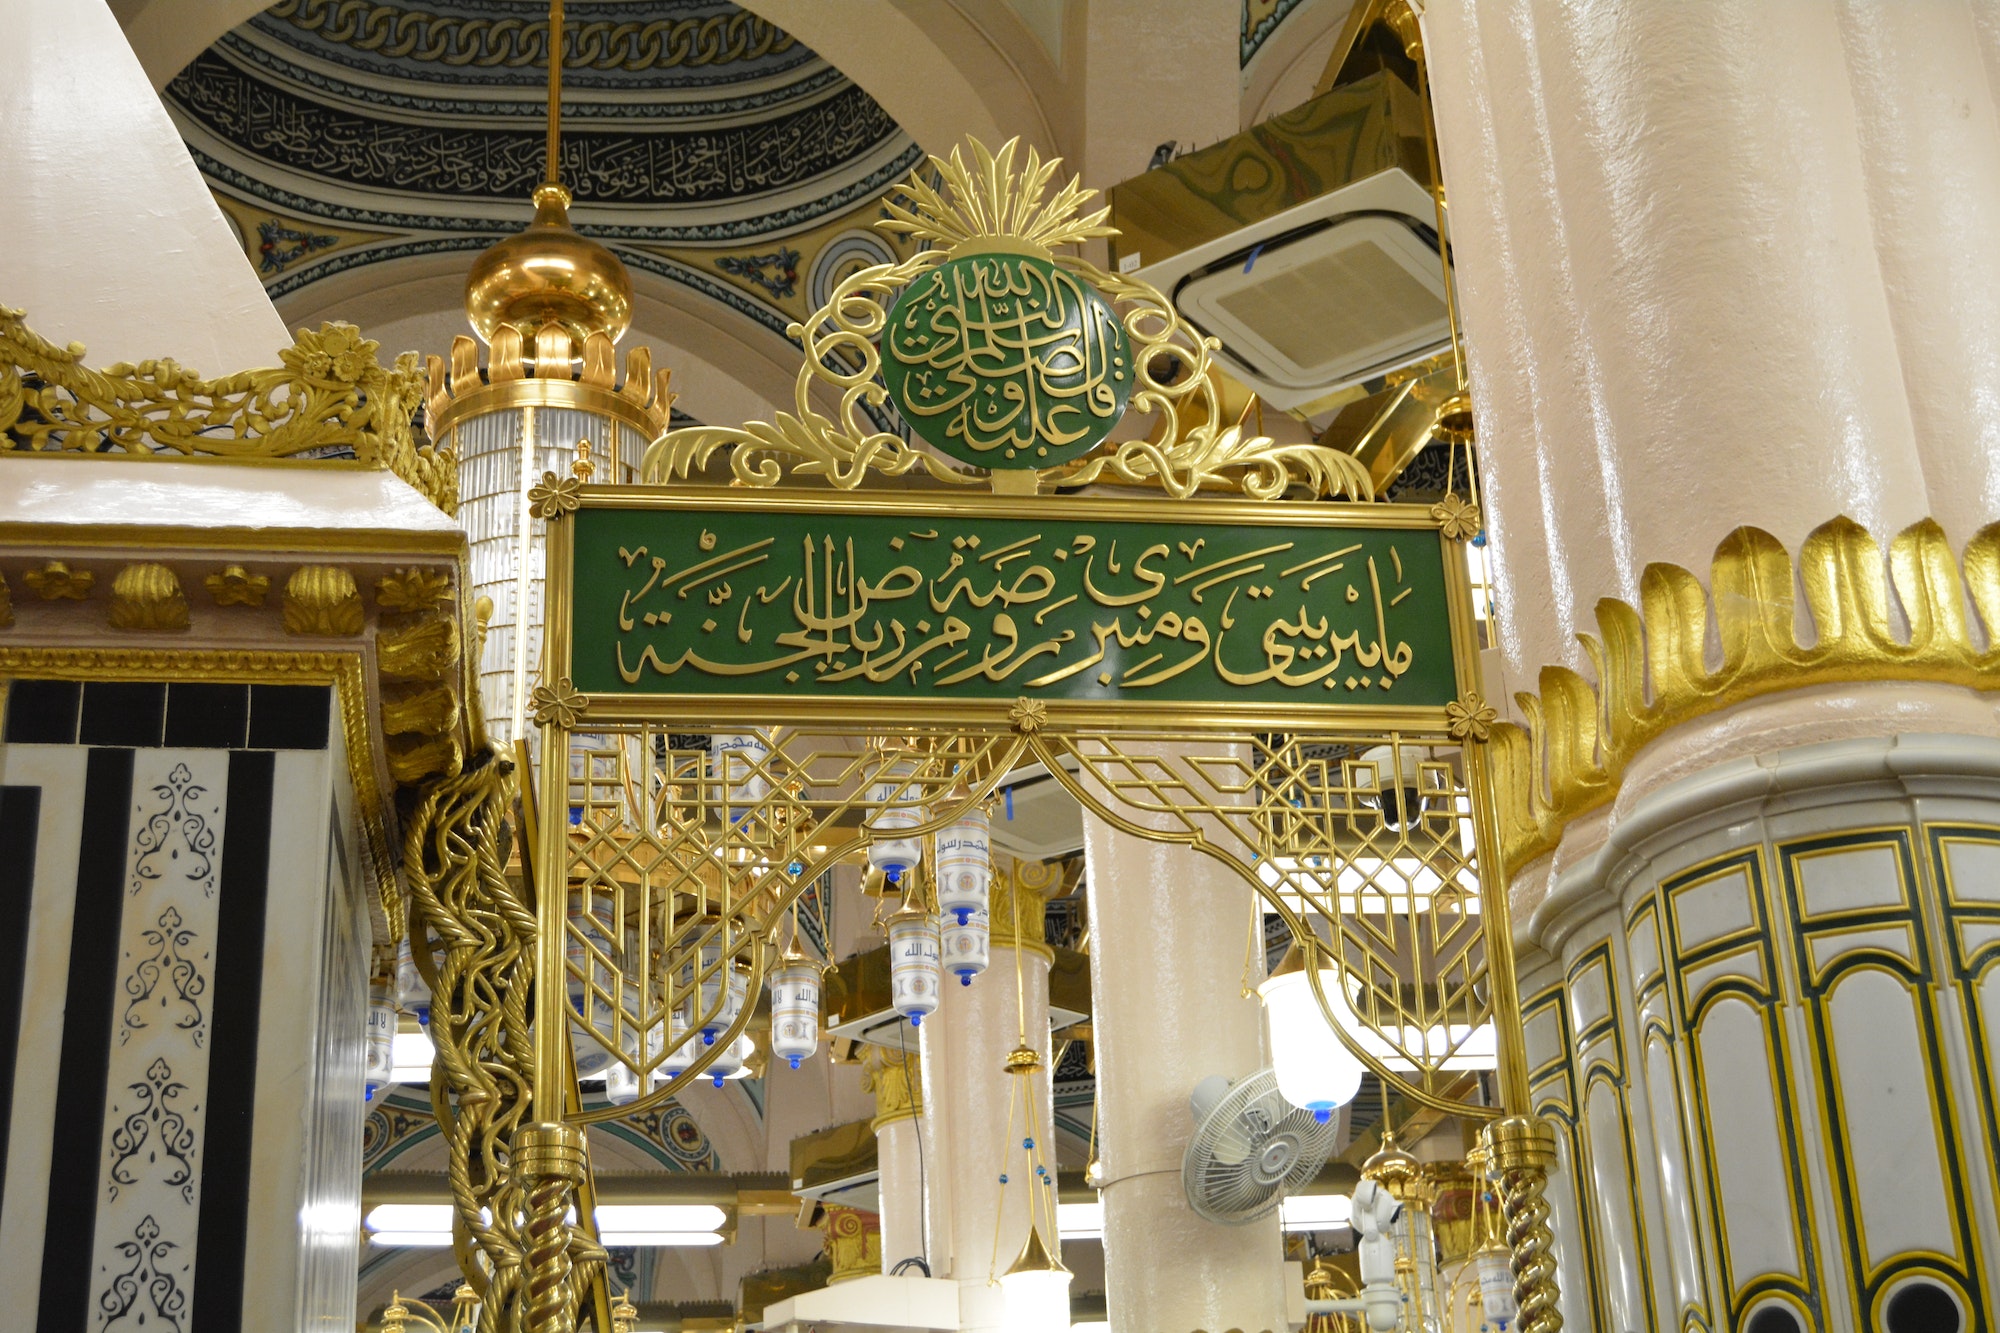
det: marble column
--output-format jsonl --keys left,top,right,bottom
{"left": 919, "top": 860, "right": 1056, "bottom": 1333}
{"left": 863, "top": 1045, "right": 927, "bottom": 1275}
{"left": 1415, "top": 6, "right": 2000, "bottom": 1330}
{"left": 1082, "top": 815, "right": 1288, "bottom": 1333}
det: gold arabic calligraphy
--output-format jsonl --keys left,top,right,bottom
{"left": 882, "top": 254, "right": 1131, "bottom": 466}
{"left": 603, "top": 523, "right": 1424, "bottom": 697}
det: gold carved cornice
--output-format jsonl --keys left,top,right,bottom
{"left": 1489, "top": 516, "right": 2000, "bottom": 878}
{"left": 0, "top": 307, "right": 455, "bottom": 515}
{"left": 861, "top": 1047, "right": 923, "bottom": 1130}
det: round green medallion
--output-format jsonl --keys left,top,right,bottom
{"left": 881, "top": 252, "right": 1133, "bottom": 470}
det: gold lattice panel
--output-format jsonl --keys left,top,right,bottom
{"left": 554, "top": 720, "right": 1492, "bottom": 1117}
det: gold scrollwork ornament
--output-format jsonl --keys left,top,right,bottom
{"left": 641, "top": 137, "right": 1374, "bottom": 503}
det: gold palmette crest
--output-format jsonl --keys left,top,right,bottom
{"left": 641, "top": 136, "right": 1373, "bottom": 501}
{"left": 1490, "top": 515, "right": 2000, "bottom": 876}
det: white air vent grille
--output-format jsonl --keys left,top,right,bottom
{"left": 1212, "top": 233, "right": 1445, "bottom": 368}
{"left": 1134, "top": 168, "right": 1450, "bottom": 412}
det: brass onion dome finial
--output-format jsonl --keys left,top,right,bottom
{"left": 465, "top": 183, "right": 633, "bottom": 347}
{"left": 463, "top": 0, "right": 633, "bottom": 346}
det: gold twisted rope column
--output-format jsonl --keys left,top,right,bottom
{"left": 1486, "top": 1116, "right": 1561, "bottom": 1333}
{"left": 403, "top": 750, "right": 537, "bottom": 1330}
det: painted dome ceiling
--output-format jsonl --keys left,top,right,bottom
{"left": 167, "top": 0, "right": 921, "bottom": 332}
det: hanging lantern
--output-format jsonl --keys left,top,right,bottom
{"left": 1257, "top": 943, "right": 1365, "bottom": 1123}
{"left": 769, "top": 939, "right": 823, "bottom": 1070}
{"left": 365, "top": 980, "right": 397, "bottom": 1102}
{"left": 1468, "top": 1142, "right": 1517, "bottom": 1328}
{"left": 934, "top": 803, "right": 991, "bottom": 925}
{"left": 602, "top": 1030, "right": 642, "bottom": 1107}
{"left": 711, "top": 731, "right": 771, "bottom": 822}
{"left": 655, "top": 1009, "right": 697, "bottom": 1085}
{"left": 866, "top": 758, "right": 927, "bottom": 884}
{"left": 697, "top": 957, "right": 748, "bottom": 1046}
{"left": 940, "top": 903, "right": 991, "bottom": 986}
{"left": 705, "top": 1031, "right": 750, "bottom": 1087}
{"left": 395, "top": 935, "right": 432, "bottom": 1026}
{"left": 886, "top": 875, "right": 942, "bottom": 1026}
{"left": 999, "top": 1225, "right": 1072, "bottom": 1333}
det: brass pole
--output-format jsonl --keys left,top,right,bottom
{"left": 544, "top": 0, "right": 564, "bottom": 187}
{"left": 1463, "top": 737, "right": 1563, "bottom": 1332}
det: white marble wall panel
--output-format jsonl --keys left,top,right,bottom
{"left": 88, "top": 749, "right": 229, "bottom": 1331}
{"left": 0, "top": 744, "right": 89, "bottom": 1304}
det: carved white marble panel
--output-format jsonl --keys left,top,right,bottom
{"left": 1642, "top": 1033, "right": 1707, "bottom": 1317}
{"left": 1938, "top": 835, "right": 2000, "bottom": 904}
{"left": 1826, "top": 968, "right": 1956, "bottom": 1268}
{"left": 1697, "top": 996, "right": 1802, "bottom": 1289}
{"left": 1684, "top": 945, "right": 1765, "bottom": 1005}
{"left": 1794, "top": 844, "right": 1908, "bottom": 919}
{"left": 1808, "top": 925, "right": 1914, "bottom": 977}
{"left": 89, "top": 749, "right": 228, "bottom": 1333}
{"left": 1567, "top": 953, "right": 1612, "bottom": 1037}
{"left": 1627, "top": 907, "right": 1662, "bottom": 991}
{"left": 1584, "top": 1079, "right": 1646, "bottom": 1330}
{"left": 1670, "top": 865, "right": 1759, "bottom": 952}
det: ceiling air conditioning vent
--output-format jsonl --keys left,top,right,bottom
{"left": 1135, "top": 168, "right": 1449, "bottom": 412}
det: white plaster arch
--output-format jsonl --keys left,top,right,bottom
{"left": 734, "top": 0, "right": 1063, "bottom": 161}
{"left": 111, "top": 0, "right": 271, "bottom": 89}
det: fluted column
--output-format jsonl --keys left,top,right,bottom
{"left": 863, "top": 1046, "right": 927, "bottom": 1275}
{"left": 1082, "top": 815, "right": 1288, "bottom": 1332}
{"left": 1423, "top": 0, "right": 1934, "bottom": 685}
{"left": 918, "top": 862, "right": 1056, "bottom": 1332}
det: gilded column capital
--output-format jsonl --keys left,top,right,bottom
{"left": 1489, "top": 515, "right": 2000, "bottom": 878}
{"left": 821, "top": 1204, "right": 882, "bottom": 1284}
{"left": 862, "top": 1046, "right": 923, "bottom": 1130}
{"left": 989, "top": 858, "right": 1055, "bottom": 962}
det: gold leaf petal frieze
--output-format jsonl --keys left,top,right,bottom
{"left": 1490, "top": 515, "right": 2000, "bottom": 878}
{"left": 108, "top": 563, "right": 190, "bottom": 632}
{"left": 283, "top": 565, "right": 364, "bottom": 636}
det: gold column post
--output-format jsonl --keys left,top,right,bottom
{"left": 1464, "top": 732, "right": 1562, "bottom": 1332}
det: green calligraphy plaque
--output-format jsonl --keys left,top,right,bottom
{"left": 562, "top": 493, "right": 1464, "bottom": 715}
{"left": 880, "top": 253, "right": 1133, "bottom": 470}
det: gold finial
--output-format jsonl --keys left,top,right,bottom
{"left": 463, "top": 0, "right": 632, "bottom": 345}
{"left": 571, "top": 437, "right": 595, "bottom": 480}
{"left": 610, "top": 1293, "right": 638, "bottom": 1333}
{"left": 877, "top": 136, "right": 1117, "bottom": 260}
